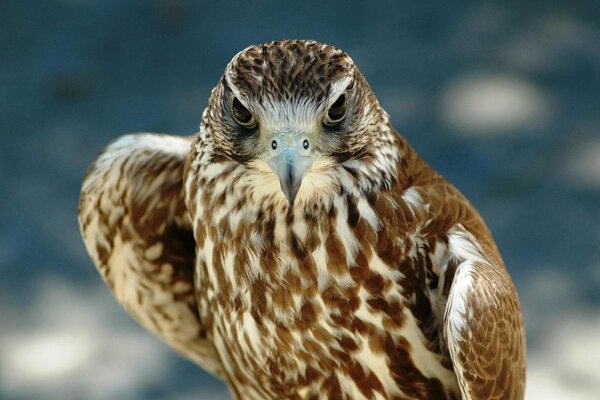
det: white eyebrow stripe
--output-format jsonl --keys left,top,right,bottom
{"left": 327, "top": 76, "right": 353, "bottom": 106}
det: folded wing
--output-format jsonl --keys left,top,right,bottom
{"left": 443, "top": 226, "right": 526, "bottom": 400}
{"left": 78, "top": 133, "right": 223, "bottom": 377}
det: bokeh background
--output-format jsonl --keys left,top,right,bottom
{"left": 1, "top": 1, "right": 599, "bottom": 399}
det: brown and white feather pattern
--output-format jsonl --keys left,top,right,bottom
{"left": 78, "top": 133, "right": 222, "bottom": 377}
{"left": 79, "top": 40, "right": 525, "bottom": 399}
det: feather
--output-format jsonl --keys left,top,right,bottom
{"left": 78, "top": 133, "right": 223, "bottom": 377}
{"left": 444, "top": 226, "right": 526, "bottom": 400}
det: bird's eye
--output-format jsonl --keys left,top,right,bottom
{"left": 232, "top": 97, "right": 256, "bottom": 128}
{"left": 323, "top": 94, "right": 347, "bottom": 126}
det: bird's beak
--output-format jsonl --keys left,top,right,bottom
{"left": 267, "top": 133, "right": 314, "bottom": 205}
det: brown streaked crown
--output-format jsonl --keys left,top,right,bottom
{"left": 225, "top": 39, "right": 355, "bottom": 104}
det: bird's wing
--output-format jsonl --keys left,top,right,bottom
{"left": 78, "top": 133, "right": 223, "bottom": 377}
{"left": 442, "top": 225, "right": 526, "bottom": 400}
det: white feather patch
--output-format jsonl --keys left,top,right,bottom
{"left": 445, "top": 263, "right": 475, "bottom": 338}
{"left": 356, "top": 195, "right": 381, "bottom": 231}
{"left": 401, "top": 186, "right": 424, "bottom": 213}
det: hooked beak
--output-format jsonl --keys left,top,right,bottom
{"left": 267, "top": 134, "right": 314, "bottom": 205}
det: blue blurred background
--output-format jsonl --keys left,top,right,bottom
{"left": 1, "top": 1, "right": 599, "bottom": 399}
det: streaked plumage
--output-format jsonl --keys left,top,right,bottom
{"left": 79, "top": 40, "right": 526, "bottom": 399}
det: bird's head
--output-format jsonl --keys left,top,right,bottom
{"left": 201, "top": 40, "right": 397, "bottom": 206}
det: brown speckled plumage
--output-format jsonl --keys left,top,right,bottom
{"left": 79, "top": 40, "right": 526, "bottom": 399}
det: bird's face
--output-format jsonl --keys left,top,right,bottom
{"left": 202, "top": 40, "right": 388, "bottom": 205}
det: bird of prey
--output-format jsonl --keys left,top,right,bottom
{"left": 79, "top": 40, "right": 526, "bottom": 399}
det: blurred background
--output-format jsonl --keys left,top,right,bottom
{"left": 1, "top": 1, "right": 599, "bottom": 399}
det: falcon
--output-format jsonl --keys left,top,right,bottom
{"left": 78, "top": 40, "right": 526, "bottom": 399}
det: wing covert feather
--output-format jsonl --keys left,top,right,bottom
{"left": 443, "top": 227, "right": 526, "bottom": 400}
{"left": 78, "top": 133, "right": 223, "bottom": 377}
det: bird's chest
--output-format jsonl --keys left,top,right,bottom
{"left": 194, "top": 201, "right": 458, "bottom": 399}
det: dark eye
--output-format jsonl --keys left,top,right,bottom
{"left": 232, "top": 97, "right": 256, "bottom": 128}
{"left": 323, "top": 94, "right": 347, "bottom": 126}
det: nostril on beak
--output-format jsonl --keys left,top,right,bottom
{"left": 266, "top": 134, "right": 315, "bottom": 205}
